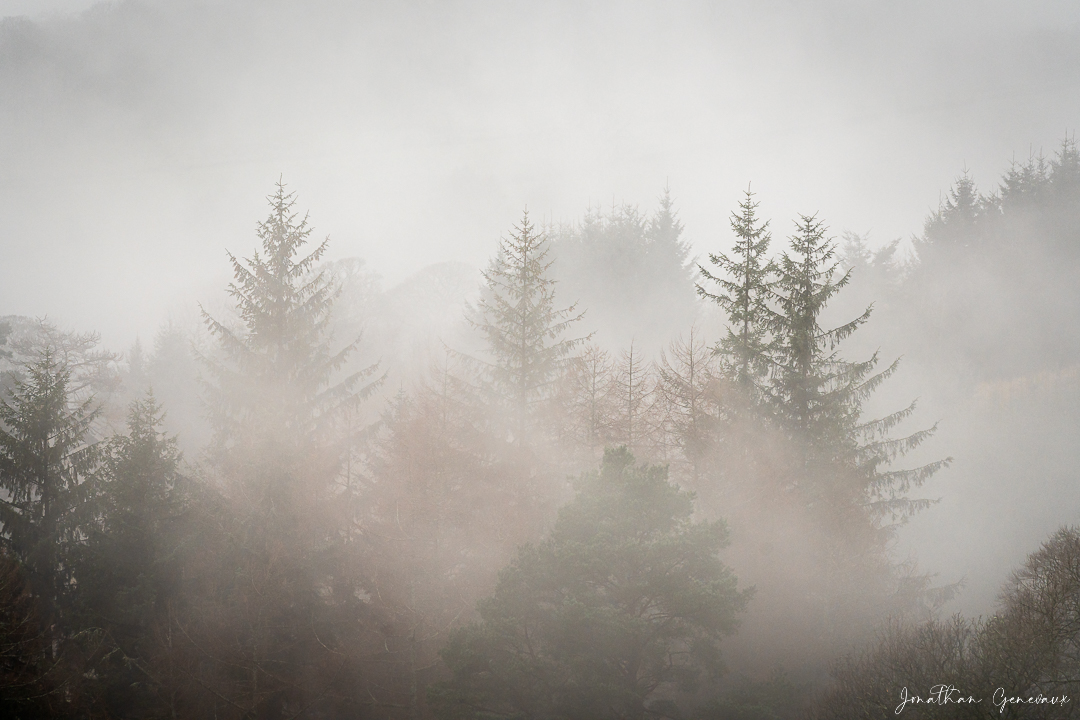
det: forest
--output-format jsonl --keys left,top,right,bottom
{"left": 2, "top": 134, "right": 1079, "bottom": 719}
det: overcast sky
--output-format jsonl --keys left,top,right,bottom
{"left": 2, "top": 0, "right": 1079, "bottom": 347}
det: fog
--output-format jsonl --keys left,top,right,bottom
{"left": 4, "top": 0, "right": 1077, "bottom": 344}
{"left": 2, "top": 1, "right": 1080, "bottom": 717}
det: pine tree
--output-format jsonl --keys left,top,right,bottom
{"left": 698, "top": 187, "right": 776, "bottom": 394}
{"left": 200, "top": 180, "right": 381, "bottom": 498}
{"left": 1000, "top": 152, "right": 1051, "bottom": 212}
{"left": 769, "top": 215, "right": 869, "bottom": 448}
{"left": 78, "top": 392, "right": 190, "bottom": 718}
{"left": 1051, "top": 134, "right": 1080, "bottom": 195}
{"left": 646, "top": 183, "right": 698, "bottom": 320}
{"left": 0, "top": 348, "right": 100, "bottom": 647}
{"left": 196, "top": 180, "right": 385, "bottom": 718}
{"left": 432, "top": 448, "right": 748, "bottom": 720}
{"left": 472, "top": 209, "right": 586, "bottom": 439}
{"left": 920, "top": 170, "right": 987, "bottom": 251}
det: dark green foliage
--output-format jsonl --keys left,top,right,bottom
{"left": 77, "top": 393, "right": 190, "bottom": 718}
{"left": 765, "top": 214, "right": 947, "bottom": 525}
{"left": 910, "top": 135, "right": 1080, "bottom": 378}
{"left": 432, "top": 447, "right": 748, "bottom": 720}
{"left": 767, "top": 214, "right": 870, "bottom": 446}
{"left": 0, "top": 552, "right": 60, "bottom": 717}
{"left": 0, "top": 348, "right": 99, "bottom": 632}
{"left": 921, "top": 169, "right": 989, "bottom": 251}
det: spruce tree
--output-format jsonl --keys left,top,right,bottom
{"left": 78, "top": 392, "right": 189, "bottom": 718}
{"left": 472, "top": 209, "right": 586, "bottom": 438}
{"left": 698, "top": 187, "right": 776, "bottom": 394}
{"left": 0, "top": 348, "right": 100, "bottom": 646}
{"left": 768, "top": 214, "right": 946, "bottom": 523}
{"left": 201, "top": 180, "right": 381, "bottom": 497}
{"left": 196, "top": 181, "right": 384, "bottom": 718}
{"left": 646, "top": 183, "right": 697, "bottom": 317}
{"left": 920, "top": 170, "right": 987, "bottom": 251}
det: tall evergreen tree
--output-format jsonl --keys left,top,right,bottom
{"left": 78, "top": 392, "right": 191, "bottom": 719}
{"left": 472, "top": 209, "right": 586, "bottom": 438}
{"left": 201, "top": 181, "right": 380, "bottom": 462}
{"left": 698, "top": 187, "right": 776, "bottom": 394}
{"left": 768, "top": 214, "right": 946, "bottom": 523}
{"left": 647, "top": 183, "right": 697, "bottom": 308}
{"left": 920, "top": 170, "right": 988, "bottom": 251}
{"left": 0, "top": 348, "right": 100, "bottom": 647}
{"left": 196, "top": 181, "right": 385, "bottom": 718}
{"left": 768, "top": 214, "right": 871, "bottom": 448}
{"left": 1051, "top": 135, "right": 1080, "bottom": 196}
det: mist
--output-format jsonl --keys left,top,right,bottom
{"left": 2, "top": 1, "right": 1080, "bottom": 718}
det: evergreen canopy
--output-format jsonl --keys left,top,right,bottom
{"left": 201, "top": 180, "right": 380, "bottom": 456}
{"left": 472, "top": 209, "right": 586, "bottom": 435}
{"left": 433, "top": 447, "right": 748, "bottom": 720}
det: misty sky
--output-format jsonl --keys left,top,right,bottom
{"left": 2, "top": 0, "right": 1079, "bottom": 348}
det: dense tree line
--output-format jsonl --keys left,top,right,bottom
{"left": 1, "top": 137, "right": 1078, "bottom": 718}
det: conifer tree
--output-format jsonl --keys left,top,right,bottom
{"left": 559, "top": 344, "right": 618, "bottom": 458}
{"left": 196, "top": 181, "right": 384, "bottom": 718}
{"left": 654, "top": 328, "right": 721, "bottom": 481}
{"left": 1051, "top": 134, "right": 1080, "bottom": 195}
{"left": 201, "top": 181, "right": 381, "bottom": 496}
{"left": 768, "top": 215, "right": 870, "bottom": 447}
{"left": 0, "top": 348, "right": 99, "bottom": 646}
{"left": 472, "top": 209, "right": 586, "bottom": 438}
{"left": 647, "top": 183, "right": 697, "bottom": 313}
{"left": 698, "top": 187, "right": 776, "bottom": 394}
{"left": 78, "top": 392, "right": 190, "bottom": 718}
{"left": 768, "top": 214, "right": 946, "bottom": 522}
{"left": 920, "top": 170, "right": 987, "bottom": 251}
{"left": 609, "top": 341, "right": 655, "bottom": 457}
{"left": 432, "top": 448, "right": 747, "bottom": 720}
{"left": 553, "top": 189, "right": 698, "bottom": 353}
